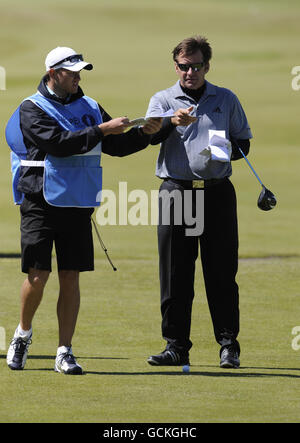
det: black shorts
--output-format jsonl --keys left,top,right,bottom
{"left": 20, "top": 193, "right": 94, "bottom": 274}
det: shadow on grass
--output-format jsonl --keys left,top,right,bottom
{"left": 196, "top": 364, "right": 300, "bottom": 372}
{"left": 0, "top": 253, "right": 21, "bottom": 258}
{"left": 0, "top": 353, "right": 128, "bottom": 373}
{"left": 84, "top": 370, "right": 300, "bottom": 378}
{"left": 1, "top": 354, "right": 299, "bottom": 377}
{"left": 26, "top": 355, "right": 128, "bottom": 360}
{"left": 0, "top": 354, "right": 128, "bottom": 361}
{"left": 3, "top": 369, "right": 300, "bottom": 377}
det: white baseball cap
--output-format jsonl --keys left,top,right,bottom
{"left": 45, "top": 47, "right": 93, "bottom": 72}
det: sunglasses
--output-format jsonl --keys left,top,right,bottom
{"left": 176, "top": 62, "right": 205, "bottom": 72}
{"left": 50, "top": 54, "right": 83, "bottom": 68}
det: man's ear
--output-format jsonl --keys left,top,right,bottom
{"left": 204, "top": 62, "right": 210, "bottom": 74}
{"left": 48, "top": 68, "right": 57, "bottom": 80}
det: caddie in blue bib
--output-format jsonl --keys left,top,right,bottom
{"left": 6, "top": 92, "right": 103, "bottom": 207}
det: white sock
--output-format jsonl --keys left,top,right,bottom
{"left": 16, "top": 324, "right": 32, "bottom": 339}
{"left": 57, "top": 345, "right": 72, "bottom": 356}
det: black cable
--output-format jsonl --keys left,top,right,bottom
{"left": 91, "top": 217, "right": 117, "bottom": 271}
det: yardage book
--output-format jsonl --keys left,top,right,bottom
{"left": 128, "top": 108, "right": 176, "bottom": 126}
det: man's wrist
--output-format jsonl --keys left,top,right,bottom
{"left": 98, "top": 122, "right": 111, "bottom": 136}
{"left": 137, "top": 126, "right": 145, "bottom": 136}
{"left": 95, "top": 125, "right": 106, "bottom": 139}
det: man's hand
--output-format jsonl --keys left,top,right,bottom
{"left": 99, "top": 117, "right": 130, "bottom": 136}
{"left": 171, "top": 106, "right": 197, "bottom": 126}
{"left": 141, "top": 117, "right": 163, "bottom": 135}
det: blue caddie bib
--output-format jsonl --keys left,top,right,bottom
{"left": 6, "top": 92, "right": 103, "bottom": 207}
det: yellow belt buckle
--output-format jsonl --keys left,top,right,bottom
{"left": 192, "top": 180, "right": 204, "bottom": 189}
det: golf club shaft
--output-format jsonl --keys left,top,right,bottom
{"left": 237, "top": 146, "right": 264, "bottom": 188}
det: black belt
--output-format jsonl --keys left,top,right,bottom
{"left": 164, "top": 177, "right": 228, "bottom": 189}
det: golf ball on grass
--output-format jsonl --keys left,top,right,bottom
{"left": 182, "top": 365, "right": 190, "bottom": 373}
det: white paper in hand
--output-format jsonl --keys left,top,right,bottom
{"left": 128, "top": 109, "right": 176, "bottom": 126}
{"left": 127, "top": 117, "right": 149, "bottom": 126}
{"left": 156, "top": 108, "right": 176, "bottom": 118}
{"left": 207, "top": 130, "right": 232, "bottom": 162}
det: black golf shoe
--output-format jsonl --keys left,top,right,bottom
{"left": 147, "top": 349, "right": 190, "bottom": 366}
{"left": 220, "top": 344, "right": 240, "bottom": 369}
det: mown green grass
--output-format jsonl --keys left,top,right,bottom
{"left": 0, "top": 256, "right": 300, "bottom": 423}
{"left": 0, "top": 0, "right": 300, "bottom": 423}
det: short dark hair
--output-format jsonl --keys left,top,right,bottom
{"left": 172, "top": 36, "right": 212, "bottom": 64}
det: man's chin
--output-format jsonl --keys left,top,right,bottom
{"left": 184, "top": 80, "right": 200, "bottom": 90}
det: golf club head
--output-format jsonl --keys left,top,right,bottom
{"left": 257, "top": 187, "right": 277, "bottom": 211}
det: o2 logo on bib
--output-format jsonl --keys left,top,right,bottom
{"left": 81, "top": 114, "right": 96, "bottom": 126}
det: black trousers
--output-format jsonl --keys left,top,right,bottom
{"left": 158, "top": 178, "right": 239, "bottom": 353}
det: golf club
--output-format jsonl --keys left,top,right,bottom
{"left": 236, "top": 144, "right": 277, "bottom": 211}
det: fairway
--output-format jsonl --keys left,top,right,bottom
{"left": 1, "top": 0, "right": 300, "bottom": 424}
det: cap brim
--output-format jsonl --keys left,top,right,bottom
{"left": 52, "top": 61, "right": 93, "bottom": 72}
